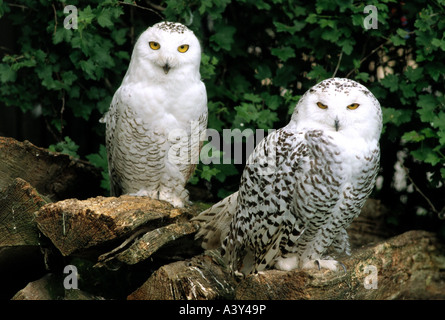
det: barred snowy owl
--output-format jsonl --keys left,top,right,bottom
{"left": 101, "top": 22, "right": 207, "bottom": 207}
{"left": 194, "top": 78, "right": 382, "bottom": 275}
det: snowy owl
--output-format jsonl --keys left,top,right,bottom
{"left": 194, "top": 78, "right": 382, "bottom": 275}
{"left": 101, "top": 21, "right": 207, "bottom": 208}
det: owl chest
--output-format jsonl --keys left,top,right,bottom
{"left": 118, "top": 81, "right": 205, "bottom": 129}
{"left": 336, "top": 141, "right": 378, "bottom": 184}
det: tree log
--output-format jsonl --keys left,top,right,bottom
{"left": 97, "top": 221, "right": 199, "bottom": 268}
{"left": 11, "top": 273, "right": 105, "bottom": 300}
{"left": 235, "top": 230, "right": 445, "bottom": 299}
{"left": 0, "top": 136, "right": 102, "bottom": 201}
{"left": 127, "top": 250, "right": 236, "bottom": 300}
{"left": 0, "top": 178, "right": 48, "bottom": 247}
{"left": 128, "top": 230, "right": 445, "bottom": 300}
{"left": 34, "top": 195, "right": 194, "bottom": 256}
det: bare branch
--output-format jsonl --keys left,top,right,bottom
{"left": 403, "top": 165, "right": 439, "bottom": 216}
{"left": 118, "top": 1, "right": 164, "bottom": 20}
{"left": 332, "top": 51, "right": 343, "bottom": 78}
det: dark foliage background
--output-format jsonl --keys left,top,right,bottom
{"left": 0, "top": 0, "right": 444, "bottom": 237}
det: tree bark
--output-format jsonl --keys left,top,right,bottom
{"left": 0, "top": 178, "right": 48, "bottom": 247}
{"left": 34, "top": 195, "right": 192, "bottom": 257}
{"left": 127, "top": 249, "right": 236, "bottom": 300}
{"left": 235, "top": 230, "right": 445, "bottom": 299}
{"left": 127, "top": 230, "right": 445, "bottom": 300}
{"left": 0, "top": 137, "right": 102, "bottom": 201}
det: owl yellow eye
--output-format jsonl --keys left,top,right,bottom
{"left": 317, "top": 102, "right": 328, "bottom": 109}
{"left": 149, "top": 41, "right": 160, "bottom": 50}
{"left": 178, "top": 44, "right": 189, "bottom": 53}
{"left": 347, "top": 103, "right": 360, "bottom": 110}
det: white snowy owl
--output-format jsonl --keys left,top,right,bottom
{"left": 194, "top": 78, "right": 382, "bottom": 275}
{"left": 101, "top": 21, "right": 207, "bottom": 208}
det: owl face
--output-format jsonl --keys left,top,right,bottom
{"left": 132, "top": 22, "right": 201, "bottom": 77}
{"left": 292, "top": 78, "right": 382, "bottom": 141}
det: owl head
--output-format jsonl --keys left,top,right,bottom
{"left": 291, "top": 78, "right": 382, "bottom": 142}
{"left": 126, "top": 21, "right": 202, "bottom": 81}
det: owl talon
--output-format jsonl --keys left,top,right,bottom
{"left": 338, "top": 261, "right": 347, "bottom": 274}
{"left": 315, "top": 260, "right": 321, "bottom": 270}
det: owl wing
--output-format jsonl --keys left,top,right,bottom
{"left": 182, "top": 109, "right": 208, "bottom": 183}
{"left": 101, "top": 93, "right": 123, "bottom": 196}
{"left": 223, "top": 127, "right": 311, "bottom": 274}
{"left": 192, "top": 190, "right": 239, "bottom": 249}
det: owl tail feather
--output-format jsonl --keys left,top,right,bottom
{"left": 192, "top": 191, "right": 238, "bottom": 250}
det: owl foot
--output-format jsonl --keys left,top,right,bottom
{"left": 303, "top": 259, "right": 346, "bottom": 272}
{"left": 275, "top": 255, "right": 299, "bottom": 271}
{"left": 159, "top": 193, "right": 185, "bottom": 208}
{"left": 129, "top": 189, "right": 158, "bottom": 198}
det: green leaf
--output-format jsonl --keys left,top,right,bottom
{"left": 382, "top": 107, "right": 412, "bottom": 125}
{"left": 393, "top": 28, "right": 410, "bottom": 46}
{"left": 243, "top": 93, "right": 262, "bottom": 103}
{"left": 97, "top": 8, "right": 114, "bottom": 28}
{"left": 262, "top": 93, "right": 282, "bottom": 110}
{"left": 200, "top": 165, "right": 221, "bottom": 182}
{"left": 255, "top": 64, "right": 272, "bottom": 81}
{"left": 111, "top": 28, "right": 128, "bottom": 45}
{"left": 431, "top": 38, "right": 445, "bottom": 51}
{"left": 417, "top": 95, "right": 438, "bottom": 122}
{"left": 402, "top": 130, "right": 425, "bottom": 143}
{"left": 79, "top": 59, "right": 97, "bottom": 80}
{"left": 270, "top": 46, "right": 296, "bottom": 62}
{"left": 210, "top": 25, "right": 236, "bottom": 51}
{"left": 404, "top": 66, "right": 424, "bottom": 82}
{"left": 338, "top": 38, "right": 354, "bottom": 55}
{"left": 274, "top": 21, "right": 306, "bottom": 34}
{"left": 61, "top": 71, "right": 77, "bottom": 87}
{"left": 86, "top": 144, "right": 110, "bottom": 192}
{"left": 76, "top": 5, "right": 95, "bottom": 32}
{"left": 355, "top": 72, "right": 370, "bottom": 82}
{"left": 0, "top": 64, "right": 17, "bottom": 83}
{"left": 321, "top": 28, "right": 341, "bottom": 42}
{"left": 274, "top": 65, "right": 297, "bottom": 87}
{"left": 306, "top": 65, "right": 330, "bottom": 82}
{"left": 49, "top": 137, "right": 80, "bottom": 158}
{"left": 379, "top": 74, "right": 399, "bottom": 92}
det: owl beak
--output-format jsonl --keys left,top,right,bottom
{"left": 334, "top": 117, "right": 340, "bottom": 131}
{"left": 162, "top": 63, "right": 171, "bottom": 74}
